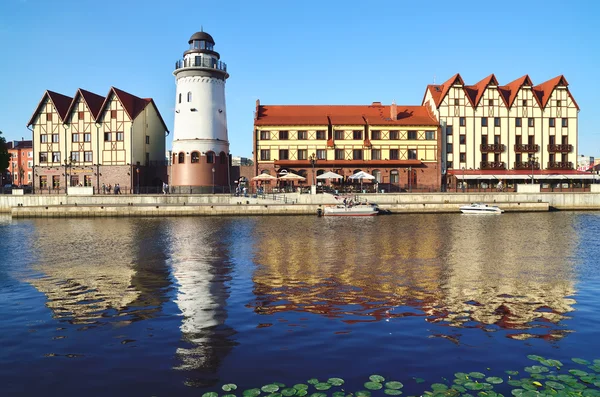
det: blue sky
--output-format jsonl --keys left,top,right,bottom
{"left": 1, "top": 0, "right": 598, "bottom": 158}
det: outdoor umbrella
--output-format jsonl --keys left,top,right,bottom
{"left": 278, "top": 173, "right": 306, "bottom": 181}
{"left": 316, "top": 171, "right": 344, "bottom": 180}
{"left": 348, "top": 170, "right": 375, "bottom": 192}
{"left": 252, "top": 174, "right": 278, "bottom": 181}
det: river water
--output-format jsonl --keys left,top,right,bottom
{"left": 1, "top": 213, "right": 600, "bottom": 396}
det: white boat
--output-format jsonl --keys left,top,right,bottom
{"left": 460, "top": 203, "right": 504, "bottom": 214}
{"left": 321, "top": 202, "right": 379, "bottom": 217}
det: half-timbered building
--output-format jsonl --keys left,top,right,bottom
{"left": 27, "top": 87, "right": 168, "bottom": 193}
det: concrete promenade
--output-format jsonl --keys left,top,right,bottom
{"left": 2, "top": 191, "right": 599, "bottom": 218}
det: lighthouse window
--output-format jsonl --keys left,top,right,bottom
{"left": 206, "top": 152, "right": 215, "bottom": 163}
{"left": 191, "top": 152, "right": 200, "bottom": 163}
{"left": 178, "top": 153, "right": 185, "bottom": 164}
{"left": 187, "top": 92, "right": 192, "bottom": 102}
{"left": 178, "top": 93, "right": 182, "bottom": 103}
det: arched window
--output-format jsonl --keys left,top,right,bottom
{"left": 316, "top": 169, "right": 325, "bottom": 177}
{"left": 390, "top": 169, "right": 399, "bottom": 183}
{"left": 353, "top": 169, "right": 362, "bottom": 174}
{"left": 220, "top": 151, "right": 227, "bottom": 164}
{"left": 178, "top": 93, "right": 182, "bottom": 104}
{"left": 187, "top": 92, "right": 192, "bottom": 102}
{"left": 206, "top": 151, "right": 215, "bottom": 163}
{"left": 298, "top": 169, "right": 307, "bottom": 178}
{"left": 372, "top": 169, "right": 381, "bottom": 183}
{"left": 178, "top": 152, "right": 185, "bottom": 164}
{"left": 191, "top": 152, "right": 200, "bottom": 163}
{"left": 172, "top": 153, "right": 177, "bottom": 164}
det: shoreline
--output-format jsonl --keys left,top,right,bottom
{"left": 3, "top": 191, "right": 600, "bottom": 217}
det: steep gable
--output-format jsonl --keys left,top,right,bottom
{"left": 27, "top": 90, "right": 73, "bottom": 126}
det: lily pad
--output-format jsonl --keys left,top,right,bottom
{"left": 453, "top": 379, "right": 466, "bottom": 385}
{"left": 580, "top": 376, "right": 596, "bottom": 383}
{"left": 385, "top": 382, "right": 404, "bottom": 390}
{"left": 370, "top": 375, "right": 385, "bottom": 383}
{"left": 511, "top": 389, "right": 524, "bottom": 397}
{"left": 540, "top": 359, "right": 562, "bottom": 368}
{"left": 293, "top": 385, "right": 308, "bottom": 391}
{"left": 583, "top": 390, "right": 600, "bottom": 397}
{"left": 431, "top": 384, "right": 448, "bottom": 391}
{"left": 223, "top": 394, "right": 236, "bottom": 397}
{"left": 455, "top": 373, "right": 469, "bottom": 380}
{"left": 527, "top": 355, "right": 545, "bottom": 362}
{"left": 307, "top": 379, "right": 319, "bottom": 385}
{"left": 296, "top": 391, "right": 307, "bottom": 397}
{"left": 309, "top": 393, "right": 326, "bottom": 397}
{"left": 203, "top": 393, "right": 219, "bottom": 397}
{"left": 267, "top": 394, "right": 282, "bottom": 397}
{"left": 244, "top": 389, "right": 262, "bottom": 397}
{"left": 464, "top": 383, "right": 484, "bottom": 391}
{"left": 508, "top": 380, "right": 522, "bottom": 387}
{"left": 282, "top": 389, "right": 297, "bottom": 396}
{"left": 223, "top": 384, "right": 238, "bottom": 392}
{"left": 573, "top": 358, "right": 591, "bottom": 365}
{"left": 365, "top": 382, "right": 383, "bottom": 390}
{"left": 331, "top": 393, "right": 344, "bottom": 397}
{"left": 545, "top": 381, "right": 565, "bottom": 390}
{"left": 314, "top": 383, "right": 331, "bottom": 391}
{"left": 589, "top": 365, "right": 600, "bottom": 373}
{"left": 414, "top": 378, "right": 425, "bottom": 384}
{"left": 486, "top": 377, "right": 503, "bottom": 384}
{"left": 328, "top": 378, "right": 344, "bottom": 386}
{"left": 506, "top": 371, "right": 519, "bottom": 376}
{"left": 451, "top": 386, "right": 466, "bottom": 393}
{"left": 274, "top": 383, "right": 286, "bottom": 388}
{"left": 569, "top": 370, "right": 588, "bottom": 377}
{"left": 470, "top": 373, "right": 486, "bottom": 379}
{"left": 525, "top": 366, "right": 549, "bottom": 374}
{"left": 262, "top": 385, "right": 280, "bottom": 393}
{"left": 356, "top": 391, "right": 372, "bottom": 397}
{"left": 384, "top": 390, "right": 403, "bottom": 396}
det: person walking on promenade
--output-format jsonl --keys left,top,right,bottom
{"left": 102, "top": 183, "right": 106, "bottom": 194}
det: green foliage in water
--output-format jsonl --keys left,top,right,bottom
{"left": 202, "top": 356, "right": 600, "bottom": 397}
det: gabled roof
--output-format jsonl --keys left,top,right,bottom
{"left": 27, "top": 90, "right": 73, "bottom": 126}
{"left": 463, "top": 74, "right": 499, "bottom": 107}
{"left": 498, "top": 75, "right": 533, "bottom": 108}
{"left": 255, "top": 104, "right": 438, "bottom": 127}
{"left": 96, "top": 87, "right": 169, "bottom": 132}
{"left": 65, "top": 88, "right": 106, "bottom": 121}
{"left": 532, "top": 75, "right": 579, "bottom": 110}
{"left": 423, "top": 73, "right": 464, "bottom": 108}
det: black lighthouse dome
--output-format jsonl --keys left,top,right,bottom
{"left": 188, "top": 31, "right": 215, "bottom": 45}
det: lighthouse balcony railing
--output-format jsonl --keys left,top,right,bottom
{"left": 175, "top": 58, "right": 227, "bottom": 72}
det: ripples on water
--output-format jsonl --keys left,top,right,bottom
{"left": 0, "top": 213, "right": 599, "bottom": 395}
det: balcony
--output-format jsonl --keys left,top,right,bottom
{"left": 175, "top": 57, "right": 227, "bottom": 73}
{"left": 514, "top": 144, "right": 539, "bottom": 153}
{"left": 480, "top": 144, "right": 506, "bottom": 152}
{"left": 548, "top": 144, "right": 573, "bottom": 153}
{"left": 514, "top": 161, "right": 540, "bottom": 170}
{"left": 547, "top": 161, "right": 573, "bottom": 170}
{"left": 480, "top": 161, "right": 506, "bottom": 170}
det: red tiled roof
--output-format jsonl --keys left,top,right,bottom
{"left": 27, "top": 90, "right": 73, "bottom": 126}
{"left": 448, "top": 169, "right": 588, "bottom": 176}
{"left": 464, "top": 74, "right": 499, "bottom": 107}
{"left": 255, "top": 104, "right": 438, "bottom": 127}
{"left": 425, "top": 74, "right": 578, "bottom": 111}
{"left": 65, "top": 89, "right": 106, "bottom": 121}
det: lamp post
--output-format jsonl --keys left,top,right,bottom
{"left": 212, "top": 167, "right": 215, "bottom": 194}
{"left": 408, "top": 166, "right": 412, "bottom": 193}
{"left": 136, "top": 166, "right": 140, "bottom": 194}
{"left": 530, "top": 156, "right": 538, "bottom": 185}
{"left": 309, "top": 153, "right": 316, "bottom": 186}
{"left": 461, "top": 166, "right": 465, "bottom": 193}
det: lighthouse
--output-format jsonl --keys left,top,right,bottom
{"left": 171, "top": 30, "right": 230, "bottom": 192}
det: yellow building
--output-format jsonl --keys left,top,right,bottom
{"left": 27, "top": 87, "right": 168, "bottom": 193}
{"left": 253, "top": 100, "right": 440, "bottom": 192}
{"left": 422, "top": 74, "right": 583, "bottom": 190}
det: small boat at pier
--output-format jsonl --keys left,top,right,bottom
{"left": 319, "top": 195, "right": 379, "bottom": 216}
{"left": 459, "top": 203, "right": 504, "bottom": 214}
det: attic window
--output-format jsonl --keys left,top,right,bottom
{"left": 111, "top": 110, "right": 117, "bottom": 119}
{"left": 488, "top": 99, "right": 493, "bottom": 106}
{"left": 435, "top": 87, "right": 441, "bottom": 92}
{"left": 454, "top": 99, "right": 459, "bottom": 106}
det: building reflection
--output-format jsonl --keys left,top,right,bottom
{"left": 168, "top": 218, "right": 237, "bottom": 387}
{"left": 248, "top": 215, "right": 577, "bottom": 341}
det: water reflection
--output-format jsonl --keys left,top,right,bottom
{"left": 168, "top": 218, "right": 237, "bottom": 387}
{"left": 248, "top": 214, "right": 577, "bottom": 342}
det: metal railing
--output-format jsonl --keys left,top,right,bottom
{"left": 175, "top": 57, "right": 227, "bottom": 72}
{"left": 548, "top": 144, "right": 573, "bottom": 152}
{"left": 514, "top": 144, "right": 539, "bottom": 152}
{"left": 480, "top": 144, "right": 506, "bottom": 152}
{"left": 514, "top": 161, "right": 540, "bottom": 170}
{"left": 547, "top": 161, "right": 573, "bottom": 170}
{"left": 480, "top": 161, "right": 506, "bottom": 170}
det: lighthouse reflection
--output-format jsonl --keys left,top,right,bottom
{"left": 248, "top": 214, "right": 577, "bottom": 342}
{"left": 168, "top": 218, "right": 237, "bottom": 387}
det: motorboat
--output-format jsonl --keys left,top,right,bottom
{"left": 320, "top": 201, "right": 379, "bottom": 217}
{"left": 459, "top": 203, "right": 504, "bottom": 214}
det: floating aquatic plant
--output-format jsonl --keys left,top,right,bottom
{"left": 201, "top": 356, "right": 600, "bottom": 397}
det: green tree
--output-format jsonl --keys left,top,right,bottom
{"left": 0, "top": 131, "right": 9, "bottom": 182}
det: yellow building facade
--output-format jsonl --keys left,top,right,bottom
{"left": 253, "top": 101, "right": 441, "bottom": 192}
{"left": 28, "top": 87, "right": 168, "bottom": 193}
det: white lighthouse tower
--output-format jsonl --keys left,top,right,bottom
{"left": 171, "top": 30, "right": 230, "bottom": 191}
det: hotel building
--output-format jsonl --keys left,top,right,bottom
{"left": 253, "top": 101, "right": 440, "bottom": 191}
{"left": 422, "top": 74, "right": 581, "bottom": 190}
{"left": 6, "top": 139, "right": 33, "bottom": 187}
{"left": 27, "top": 88, "right": 168, "bottom": 193}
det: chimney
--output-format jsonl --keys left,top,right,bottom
{"left": 390, "top": 101, "right": 397, "bottom": 120}
{"left": 254, "top": 99, "right": 260, "bottom": 120}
